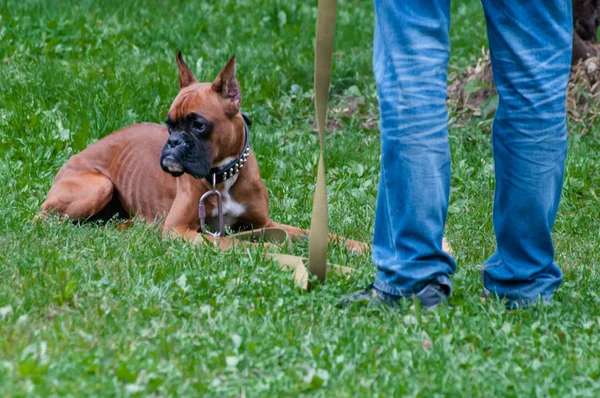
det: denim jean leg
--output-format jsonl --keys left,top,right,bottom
{"left": 372, "top": 0, "right": 455, "bottom": 297}
{"left": 480, "top": 0, "right": 572, "bottom": 304}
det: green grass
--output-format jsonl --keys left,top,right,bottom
{"left": 1, "top": 0, "right": 600, "bottom": 396}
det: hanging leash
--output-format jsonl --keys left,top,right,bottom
{"left": 193, "top": 0, "right": 347, "bottom": 290}
{"left": 307, "top": 0, "right": 336, "bottom": 284}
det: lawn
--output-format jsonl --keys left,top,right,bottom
{"left": 1, "top": 0, "right": 600, "bottom": 396}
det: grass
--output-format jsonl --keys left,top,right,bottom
{"left": 1, "top": 0, "right": 600, "bottom": 396}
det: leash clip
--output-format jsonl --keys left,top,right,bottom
{"left": 198, "top": 173, "right": 225, "bottom": 237}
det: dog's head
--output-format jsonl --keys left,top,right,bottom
{"left": 160, "top": 52, "right": 244, "bottom": 179}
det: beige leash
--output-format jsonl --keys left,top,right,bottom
{"left": 307, "top": 0, "right": 337, "bottom": 285}
{"left": 268, "top": 0, "right": 340, "bottom": 290}
{"left": 265, "top": 0, "right": 342, "bottom": 290}
{"left": 195, "top": 0, "right": 345, "bottom": 290}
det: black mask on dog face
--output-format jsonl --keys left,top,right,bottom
{"left": 160, "top": 112, "right": 213, "bottom": 179}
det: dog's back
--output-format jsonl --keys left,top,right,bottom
{"left": 43, "top": 123, "right": 178, "bottom": 222}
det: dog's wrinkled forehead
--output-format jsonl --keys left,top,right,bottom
{"left": 168, "top": 82, "right": 223, "bottom": 123}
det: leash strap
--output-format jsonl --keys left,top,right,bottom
{"left": 193, "top": 0, "right": 340, "bottom": 290}
{"left": 308, "top": 0, "right": 336, "bottom": 284}
{"left": 224, "top": 227, "right": 353, "bottom": 290}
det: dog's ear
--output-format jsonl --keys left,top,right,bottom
{"left": 176, "top": 51, "right": 198, "bottom": 89}
{"left": 212, "top": 55, "right": 241, "bottom": 116}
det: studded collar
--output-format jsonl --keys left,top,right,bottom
{"left": 207, "top": 113, "right": 251, "bottom": 185}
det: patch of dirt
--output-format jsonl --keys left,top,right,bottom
{"left": 332, "top": 95, "right": 380, "bottom": 131}
{"left": 447, "top": 48, "right": 600, "bottom": 134}
{"left": 312, "top": 93, "right": 379, "bottom": 133}
{"left": 447, "top": 47, "right": 496, "bottom": 124}
{"left": 315, "top": 49, "right": 600, "bottom": 134}
{"left": 567, "top": 57, "right": 600, "bottom": 132}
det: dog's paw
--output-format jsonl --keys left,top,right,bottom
{"left": 345, "top": 239, "right": 370, "bottom": 255}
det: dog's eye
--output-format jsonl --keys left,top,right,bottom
{"left": 193, "top": 122, "right": 207, "bottom": 133}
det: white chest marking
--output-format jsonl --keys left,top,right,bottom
{"left": 211, "top": 157, "right": 246, "bottom": 218}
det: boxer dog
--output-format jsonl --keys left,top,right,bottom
{"left": 39, "top": 52, "right": 367, "bottom": 252}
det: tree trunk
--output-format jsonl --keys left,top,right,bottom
{"left": 573, "top": 0, "right": 600, "bottom": 64}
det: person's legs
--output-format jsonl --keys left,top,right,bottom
{"left": 480, "top": 0, "right": 572, "bottom": 306}
{"left": 370, "top": 0, "right": 455, "bottom": 299}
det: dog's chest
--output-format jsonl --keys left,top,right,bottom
{"left": 204, "top": 173, "right": 246, "bottom": 230}
{"left": 216, "top": 175, "right": 246, "bottom": 218}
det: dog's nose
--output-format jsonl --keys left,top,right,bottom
{"left": 167, "top": 135, "right": 185, "bottom": 148}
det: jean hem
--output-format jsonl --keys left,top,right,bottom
{"left": 481, "top": 260, "right": 561, "bottom": 305}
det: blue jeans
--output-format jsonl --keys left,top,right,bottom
{"left": 372, "top": 0, "right": 572, "bottom": 305}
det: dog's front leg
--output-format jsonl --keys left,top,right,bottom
{"left": 163, "top": 176, "right": 203, "bottom": 241}
{"left": 163, "top": 224, "right": 199, "bottom": 241}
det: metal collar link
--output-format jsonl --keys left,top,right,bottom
{"left": 199, "top": 173, "right": 224, "bottom": 237}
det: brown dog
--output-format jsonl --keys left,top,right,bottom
{"left": 39, "top": 52, "right": 367, "bottom": 252}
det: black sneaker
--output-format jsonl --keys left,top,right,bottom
{"left": 337, "top": 283, "right": 449, "bottom": 309}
